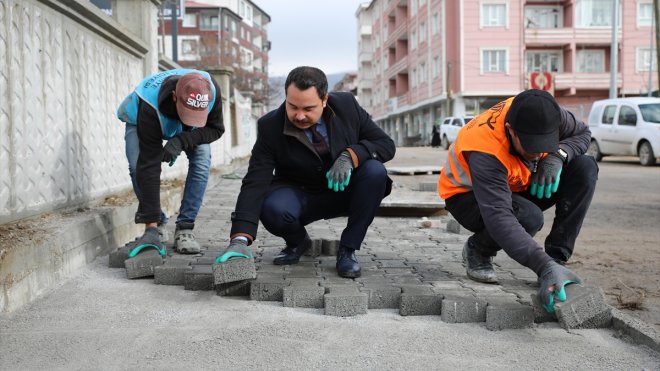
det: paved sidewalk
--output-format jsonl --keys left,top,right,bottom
{"left": 1, "top": 148, "right": 659, "bottom": 369}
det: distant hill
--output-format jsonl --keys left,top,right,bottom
{"left": 267, "top": 71, "right": 354, "bottom": 111}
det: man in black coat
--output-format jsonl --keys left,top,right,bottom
{"left": 219, "top": 66, "right": 396, "bottom": 278}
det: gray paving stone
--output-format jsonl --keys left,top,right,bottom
{"left": 216, "top": 280, "right": 251, "bottom": 297}
{"left": 486, "top": 301, "right": 535, "bottom": 330}
{"left": 399, "top": 286, "right": 443, "bottom": 316}
{"left": 445, "top": 219, "right": 461, "bottom": 234}
{"left": 303, "top": 239, "right": 323, "bottom": 257}
{"left": 283, "top": 284, "right": 325, "bottom": 308}
{"left": 125, "top": 249, "right": 164, "bottom": 279}
{"left": 555, "top": 285, "right": 612, "bottom": 329}
{"left": 440, "top": 296, "right": 488, "bottom": 323}
{"left": 321, "top": 239, "right": 340, "bottom": 256}
{"left": 250, "top": 274, "right": 290, "bottom": 301}
{"left": 213, "top": 258, "right": 257, "bottom": 285}
{"left": 109, "top": 244, "right": 130, "bottom": 268}
{"left": 324, "top": 286, "right": 368, "bottom": 317}
{"left": 530, "top": 293, "right": 558, "bottom": 323}
{"left": 184, "top": 265, "right": 214, "bottom": 291}
{"left": 359, "top": 284, "right": 401, "bottom": 309}
{"left": 154, "top": 259, "right": 192, "bottom": 285}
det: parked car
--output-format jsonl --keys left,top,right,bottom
{"left": 586, "top": 97, "right": 660, "bottom": 166}
{"left": 439, "top": 116, "right": 473, "bottom": 149}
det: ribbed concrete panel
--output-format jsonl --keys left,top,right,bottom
{"left": 0, "top": 1, "right": 11, "bottom": 217}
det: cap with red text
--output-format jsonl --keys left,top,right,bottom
{"left": 175, "top": 73, "right": 211, "bottom": 127}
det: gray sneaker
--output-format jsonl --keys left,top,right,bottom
{"left": 157, "top": 225, "right": 169, "bottom": 243}
{"left": 462, "top": 240, "right": 498, "bottom": 283}
{"left": 174, "top": 229, "right": 201, "bottom": 254}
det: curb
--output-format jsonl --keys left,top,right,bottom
{"left": 610, "top": 308, "right": 660, "bottom": 353}
{"left": 0, "top": 159, "right": 247, "bottom": 313}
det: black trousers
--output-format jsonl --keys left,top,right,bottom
{"left": 445, "top": 155, "right": 598, "bottom": 262}
{"left": 259, "top": 159, "right": 388, "bottom": 251}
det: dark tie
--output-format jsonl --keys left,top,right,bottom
{"left": 311, "top": 125, "right": 330, "bottom": 158}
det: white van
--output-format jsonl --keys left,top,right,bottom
{"left": 439, "top": 116, "right": 473, "bottom": 149}
{"left": 586, "top": 97, "right": 660, "bottom": 166}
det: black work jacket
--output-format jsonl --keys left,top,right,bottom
{"left": 231, "top": 92, "right": 395, "bottom": 239}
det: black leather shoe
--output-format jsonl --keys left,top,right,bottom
{"left": 273, "top": 236, "right": 311, "bottom": 265}
{"left": 336, "top": 247, "right": 361, "bottom": 278}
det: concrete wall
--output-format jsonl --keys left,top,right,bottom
{"left": 0, "top": 0, "right": 254, "bottom": 225}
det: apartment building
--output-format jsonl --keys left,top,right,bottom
{"left": 357, "top": 0, "right": 658, "bottom": 146}
{"left": 159, "top": 0, "right": 271, "bottom": 105}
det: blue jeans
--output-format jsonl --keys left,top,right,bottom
{"left": 259, "top": 159, "right": 389, "bottom": 250}
{"left": 124, "top": 124, "right": 211, "bottom": 227}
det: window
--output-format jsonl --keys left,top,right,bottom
{"left": 183, "top": 13, "right": 197, "bottom": 28}
{"left": 431, "top": 13, "right": 440, "bottom": 35}
{"left": 618, "top": 106, "right": 637, "bottom": 126}
{"left": 577, "top": 50, "right": 605, "bottom": 72}
{"left": 411, "top": 0, "right": 417, "bottom": 16}
{"left": 525, "top": 6, "right": 562, "bottom": 28}
{"left": 576, "top": 0, "right": 615, "bottom": 27}
{"left": 433, "top": 56, "right": 440, "bottom": 78}
{"left": 526, "top": 51, "right": 562, "bottom": 72}
{"left": 636, "top": 47, "right": 658, "bottom": 72}
{"left": 239, "top": 0, "right": 253, "bottom": 22}
{"left": 181, "top": 39, "right": 197, "bottom": 55}
{"left": 411, "top": 30, "right": 417, "bottom": 50}
{"left": 602, "top": 105, "right": 616, "bottom": 124}
{"left": 637, "top": 1, "right": 653, "bottom": 27}
{"left": 200, "top": 14, "right": 218, "bottom": 31}
{"left": 412, "top": 68, "right": 418, "bottom": 87}
{"left": 481, "top": 3, "right": 506, "bottom": 27}
{"left": 419, "top": 22, "right": 426, "bottom": 43}
{"left": 481, "top": 49, "right": 507, "bottom": 73}
{"left": 420, "top": 62, "right": 426, "bottom": 83}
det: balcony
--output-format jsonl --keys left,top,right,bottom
{"left": 386, "top": 19, "right": 408, "bottom": 47}
{"left": 385, "top": 55, "right": 408, "bottom": 78}
{"left": 359, "top": 51, "right": 374, "bottom": 64}
{"left": 525, "top": 27, "right": 622, "bottom": 47}
{"left": 554, "top": 72, "right": 618, "bottom": 91}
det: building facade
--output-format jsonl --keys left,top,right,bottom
{"left": 158, "top": 0, "right": 271, "bottom": 105}
{"left": 357, "top": 0, "right": 658, "bottom": 146}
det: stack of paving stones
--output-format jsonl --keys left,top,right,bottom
{"left": 106, "top": 176, "right": 611, "bottom": 331}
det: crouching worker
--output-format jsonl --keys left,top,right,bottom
{"left": 438, "top": 89, "right": 598, "bottom": 312}
{"left": 217, "top": 66, "right": 395, "bottom": 278}
{"left": 117, "top": 69, "right": 224, "bottom": 255}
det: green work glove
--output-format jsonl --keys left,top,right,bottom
{"left": 537, "top": 260, "right": 582, "bottom": 313}
{"left": 326, "top": 151, "right": 354, "bottom": 192}
{"left": 215, "top": 238, "right": 253, "bottom": 264}
{"left": 530, "top": 153, "right": 563, "bottom": 199}
{"left": 162, "top": 136, "right": 183, "bottom": 166}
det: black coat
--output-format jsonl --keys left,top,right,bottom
{"left": 230, "top": 92, "right": 396, "bottom": 239}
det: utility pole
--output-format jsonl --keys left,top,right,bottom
{"left": 655, "top": 0, "right": 660, "bottom": 95}
{"left": 171, "top": 0, "right": 178, "bottom": 62}
{"left": 609, "top": 0, "right": 619, "bottom": 99}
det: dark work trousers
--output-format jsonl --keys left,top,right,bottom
{"left": 445, "top": 155, "right": 598, "bottom": 263}
{"left": 259, "top": 159, "right": 388, "bottom": 251}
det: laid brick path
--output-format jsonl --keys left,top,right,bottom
{"left": 108, "top": 169, "right": 576, "bottom": 330}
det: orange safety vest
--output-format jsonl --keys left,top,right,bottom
{"left": 438, "top": 97, "right": 540, "bottom": 200}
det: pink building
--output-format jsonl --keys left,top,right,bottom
{"left": 357, "top": 0, "right": 658, "bottom": 145}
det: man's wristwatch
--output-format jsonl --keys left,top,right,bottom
{"left": 557, "top": 148, "right": 568, "bottom": 163}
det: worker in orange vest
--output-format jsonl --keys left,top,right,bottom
{"left": 438, "top": 89, "right": 598, "bottom": 312}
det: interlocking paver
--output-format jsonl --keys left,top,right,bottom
{"left": 555, "top": 285, "right": 612, "bottom": 329}
{"left": 106, "top": 165, "right": 616, "bottom": 332}
{"left": 125, "top": 249, "right": 164, "bottom": 279}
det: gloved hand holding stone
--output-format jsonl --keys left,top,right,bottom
{"left": 326, "top": 151, "right": 354, "bottom": 192}
{"left": 537, "top": 260, "right": 582, "bottom": 313}
{"left": 216, "top": 237, "right": 253, "bottom": 264}
{"left": 530, "top": 153, "right": 563, "bottom": 199}
{"left": 162, "top": 136, "right": 183, "bottom": 166}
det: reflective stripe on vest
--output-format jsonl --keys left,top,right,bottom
{"left": 438, "top": 97, "right": 535, "bottom": 200}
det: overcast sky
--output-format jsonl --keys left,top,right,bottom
{"left": 254, "top": 0, "right": 366, "bottom": 77}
